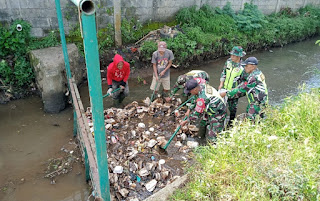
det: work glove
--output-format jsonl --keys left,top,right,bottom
{"left": 107, "top": 88, "right": 113, "bottom": 95}
{"left": 120, "top": 81, "right": 126, "bottom": 87}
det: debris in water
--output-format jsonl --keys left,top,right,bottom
{"left": 187, "top": 141, "right": 199, "bottom": 148}
{"left": 84, "top": 97, "right": 199, "bottom": 200}
{"left": 145, "top": 179, "right": 157, "bottom": 192}
{"left": 113, "top": 166, "right": 124, "bottom": 174}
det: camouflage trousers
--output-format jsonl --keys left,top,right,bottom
{"left": 200, "top": 105, "right": 227, "bottom": 141}
{"left": 227, "top": 97, "right": 239, "bottom": 120}
{"left": 246, "top": 103, "right": 265, "bottom": 120}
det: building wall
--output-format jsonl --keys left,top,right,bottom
{"left": 0, "top": 0, "right": 319, "bottom": 37}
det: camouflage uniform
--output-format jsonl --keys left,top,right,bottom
{"left": 170, "top": 70, "right": 210, "bottom": 101}
{"left": 220, "top": 58, "right": 248, "bottom": 120}
{"left": 189, "top": 83, "right": 227, "bottom": 141}
{"left": 227, "top": 68, "right": 268, "bottom": 120}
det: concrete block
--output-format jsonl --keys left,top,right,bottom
{"left": 48, "top": 17, "right": 59, "bottom": 29}
{"left": 30, "top": 44, "right": 85, "bottom": 113}
{"left": 19, "top": 0, "right": 46, "bottom": 8}
{"left": 30, "top": 27, "right": 44, "bottom": 37}
{"left": 0, "top": 0, "right": 7, "bottom": 9}
{"left": 6, "top": 0, "right": 20, "bottom": 9}
{"left": 9, "top": 8, "right": 22, "bottom": 18}
{"left": 20, "top": 8, "right": 57, "bottom": 18}
{"left": 30, "top": 18, "right": 50, "bottom": 28}
{"left": 43, "top": 0, "right": 56, "bottom": 8}
{"left": 0, "top": 9, "right": 9, "bottom": 20}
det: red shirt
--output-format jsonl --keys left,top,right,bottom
{"left": 107, "top": 54, "right": 130, "bottom": 85}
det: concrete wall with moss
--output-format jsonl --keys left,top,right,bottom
{"left": 0, "top": 0, "right": 319, "bottom": 37}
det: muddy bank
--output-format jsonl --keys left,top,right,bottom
{"left": 0, "top": 37, "right": 319, "bottom": 201}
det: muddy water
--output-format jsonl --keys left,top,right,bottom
{"left": 0, "top": 38, "right": 319, "bottom": 201}
{"left": 0, "top": 97, "right": 89, "bottom": 201}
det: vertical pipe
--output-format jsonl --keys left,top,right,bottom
{"left": 81, "top": 13, "right": 111, "bottom": 201}
{"left": 54, "top": 0, "right": 72, "bottom": 80}
{"left": 114, "top": 0, "right": 122, "bottom": 47}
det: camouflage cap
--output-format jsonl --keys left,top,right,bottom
{"left": 184, "top": 79, "right": 199, "bottom": 94}
{"left": 230, "top": 46, "right": 246, "bottom": 57}
{"left": 242, "top": 57, "right": 258, "bottom": 65}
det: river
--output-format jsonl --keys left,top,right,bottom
{"left": 0, "top": 37, "right": 319, "bottom": 201}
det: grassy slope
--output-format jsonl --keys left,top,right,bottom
{"left": 171, "top": 88, "right": 320, "bottom": 200}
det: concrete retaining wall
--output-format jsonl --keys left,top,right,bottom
{"left": 0, "top": 0, "right": 319, "bottom": 37}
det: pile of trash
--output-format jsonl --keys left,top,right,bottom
{"left": 85, "top": 97, "right": 202, "bottom": 200}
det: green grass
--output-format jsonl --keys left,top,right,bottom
{"left": 171, "top": 88, "right": 320, "bottom": 200}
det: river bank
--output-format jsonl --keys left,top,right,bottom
{"left": 1, "top": 4, "right": 320, "bottom": 105}
{"left": 1, "top": 36, "right": 319, "bottom": 201}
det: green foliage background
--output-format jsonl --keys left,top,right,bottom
{"left": 0, "top": 20, "right": 60, "bottom": 90}
{"left": 1, "top": 3, "right": 320, "bottom": 92}
{"left": 140, "top": 4, "right": 320, "bottom": 65}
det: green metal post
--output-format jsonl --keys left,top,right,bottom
{"left": 81, "top": 12, "right": 111, "bottom": 201}
{"left": 84, "top": 148, "right": 90, "bottom": 181}
{"left": 54, "top": 0, "right": 72, "bottom": 80}
{"left": 55, "top": 0, "right": 77, "bottom": 138}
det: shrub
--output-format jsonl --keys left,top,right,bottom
{"left": 14, "top": 57, "right": 34, "bottom": 87}
{"left": 235, "top": 3, "right": 268, "bottom": 33}
{"left": 0, "top": 20, "right": 31, "bottom": 57}
{"left": 140, "top": 40, "right": 157, "bottom": 61}
{"left": 0, "top": 60, "right": 13, "bottom": 85}
{"left": 28, "top": 30, "right": 60, "bottom": 50}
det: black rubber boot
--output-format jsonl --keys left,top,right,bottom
{"left": 198, "top": 123, "right": 207, "bottom": 138}
{"left": 227, "top": 113, "right": 236, "bottom": 128}
{"left": 229, "top": 112, "right": 236, "bottom": 122}
{"left": 119, "top": 93, "right": 125, "bottom": 103}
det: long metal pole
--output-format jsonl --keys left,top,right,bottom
{"left": 55, "top": 0, "right": 77, "bottom": 137}
{"left": 81, "top": 11, "right": 111, "bottom": 201}
{"left": 54, "top": 0, "right": 72, "bottom": 80}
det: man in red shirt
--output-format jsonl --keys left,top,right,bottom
{"left": 107, "top": 54, "right": 130, "bottom": 107}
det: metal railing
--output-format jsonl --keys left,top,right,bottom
{"left": 54, "top": 0, "right": 111, "bottom": 200}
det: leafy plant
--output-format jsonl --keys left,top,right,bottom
{"left": 140, "top": 41, "right": 157, "bottom": 61}
{"left": 98, "top": 24, "right": 115, "bottom": 50}
{"left": 14, "top": 57, "right": 34, "bottom": 87}
{"left": 0, "top": 60, "right": 13, "bottom": 85}
{"left": 28, "top": 30, "right": 60, "bottom": 50}
{"left": 0, "top": 20, "right": 31, "bottom": 57}
{"left": 235, "top": 3, "right": 268, "bottom": 33}
{"left": 121, "top": 18, "right": 142, "bottom": 44}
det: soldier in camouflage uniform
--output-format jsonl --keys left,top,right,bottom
{"left": 220, "top": 57, "right": 268, "bottom": 120}
{"left": 181, "top": 79, "right": 227, "bottom": 141}
{"left": 218, "top": 46, "right": 248, "bottom": 123}
{"left": 165, "top": 70, "right": 210, "bottom": 102}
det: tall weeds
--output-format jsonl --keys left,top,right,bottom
{"left": 140, "top": 4, "right": 320, "bottom": 65}
{"left": 171, "top": 88, "right": 320, "bottom": 200}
